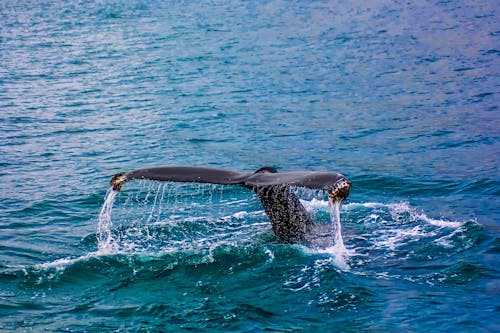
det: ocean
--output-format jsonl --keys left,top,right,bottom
{"left": 1, "top": 0, "right": 499, "bottom": 331}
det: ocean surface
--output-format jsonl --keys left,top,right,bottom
{"left": 1, "top": 0, "right": 499, "bottom": 331}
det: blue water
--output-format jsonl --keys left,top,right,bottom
{"left": 1, "top": 0, "right": 499, "bottom": 331}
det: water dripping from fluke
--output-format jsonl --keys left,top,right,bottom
{"left": 327, "top": 199, "right": 350, "bottom": 270}
{"left": 97, "top": 188, "right": 119, "bottom": 254}
{"left": 98, "top": 166, "right": 354, "bottom": 270}
{"left": 308, "top": 199, "right": 350, "bottom": 270}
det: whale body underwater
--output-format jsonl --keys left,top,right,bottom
{"left": 110, "top": 166, "right": 351, "bottom": 245}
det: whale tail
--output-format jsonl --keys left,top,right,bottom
{"left": 109, "top": 166, "right": 351, "bottom": 243}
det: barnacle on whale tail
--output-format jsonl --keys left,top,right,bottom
{"left": 110, "top": 172, "right": 127, "bottom": 191}
{"left": 328, "top": 179, "right": 351, "bottom": 202}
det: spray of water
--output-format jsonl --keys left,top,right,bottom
{"left": 324, "top": 199, "right": 349, "bottom": 270}
{"left": 96, "top": 182, "right": 351, "bottom": 271}
{"left": 97, "top": 188, "right": 119, "bottom": 253}
{"left": 330, "top": 201, "right": 346, "bottom": 250}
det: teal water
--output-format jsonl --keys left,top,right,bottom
{"left": 1, "top": 0, "right": 499, "bottom": 331}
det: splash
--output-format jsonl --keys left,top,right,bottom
{"left": 96, "top": 179, "right": 354, "bottom": 263}
{"left": 329, "top": 200, "right": 346, "bottom": 252}
{"left": 42, "top": 190, "right": 478, "bottom": 284}
{"left": 323, "top": 199, "right": 350, "bottom": 270}
{"left": 97, "top": 188, "right": 119, "bottom": 253}
{"left": 34, "top": 188, "right": 122, "bottom": 274}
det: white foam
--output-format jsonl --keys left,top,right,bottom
{"left": 313, "top": 246, "right": 352, "bottom": 271}
{"left": 36, "top": 257, "right": 78, "bottom": 271}
{"left": 264, "top": 247, "right": 275, "bottom": 262}
{"left": 35, "top": 251, "right": 105, "bottom": 272}
{"left": 416, "top": 213, "right": 463, "bottom": 228}
{"left": 389, "top": 202, "right": 463, "bottom": 228}
{"left": 434, "top": 225, "right": 469, "bottom": 247}
{"left": 340, "top": 201, "right": 468, "bottom": 257}
{"left": 347, "top": 201, "right": 464, "bottom": 229}
{"left": 387, "top": 202, "right": 412, "bottom": 213}
{"left": 374, "top": 225, "right": 434, "bottom": 251}
{"left": 345, "top": 202, "right": 386, "bottom": 209}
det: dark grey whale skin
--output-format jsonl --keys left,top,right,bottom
{"left": 110, "top": 166, "right": 351, "bottom": 244}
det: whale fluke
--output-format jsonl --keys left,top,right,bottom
{"left": 110, "top": 166, "right": 351, "bottom": 244}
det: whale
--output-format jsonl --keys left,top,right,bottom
{"left": 110, "top": 166, "right": 351, "bottom": 244}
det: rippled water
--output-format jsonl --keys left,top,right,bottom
{"left": 1, "top": 0, "right": 499, "bottom": 331}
